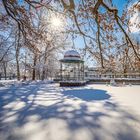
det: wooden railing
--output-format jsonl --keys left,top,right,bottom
{"left": 85, "top": 73, "right": 140, "bottom": 80}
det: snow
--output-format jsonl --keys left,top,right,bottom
{"left": 64, "top": 50, "right": 80, "bottom": 57}
{"left": 63, "top": 50, "right": 81, "bottom": 61}
{"left": 0, "top": 80, "right": 18, "bottom": 87}
{"left": 0, "top": 81, "right": 140, "bottom": 140}
{"left": 0, "top": 79, "right": 17, "bottom": 84}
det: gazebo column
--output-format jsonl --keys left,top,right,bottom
{"left": 77, "top": 63, "right": 80, "bottom": 81}
{"left": 60, "top": 62, "right": 62, "bottom": 81}
{"left": 74, "top": 63, "right": 76, "bottom": 81}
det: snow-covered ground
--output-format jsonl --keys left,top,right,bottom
{"left": 0, "top": 81, "right": 140, "bottom": 140}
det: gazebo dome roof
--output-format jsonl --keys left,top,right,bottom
{"left": 60, "top": 50, "right": 84, "bottom": 63}
{"left": 64, "top": 50, "right": 81, "bottom": 60}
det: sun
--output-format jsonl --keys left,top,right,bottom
{"left": 50, "top": 17, "right": 63, "bottom": 28}
{"left": 48, "top": 13, "right": 66, "bottom": 32}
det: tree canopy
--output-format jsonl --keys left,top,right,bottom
{"left": 0, "top": 0, "right": 140, "bottom": 80}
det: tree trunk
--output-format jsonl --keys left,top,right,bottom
{"left": 16, "top": 49, "right": 20, "bottom": 81}
{"left": 95, "top": 13, "right": 104, "bottom": 68}
{"left": 32, "top": 54, "right": 37, "bottom": 80}
{"left": 41, "top": 46, "right": 48, "bottom": 80}
{"left": 15, "top": 30, "right": 21, "bottom": 81}
{"left": 41, "top": 69, "right": 45, "bottom": 80}
{"left": 3, "top": 62, "right": 7, "bottom": 80}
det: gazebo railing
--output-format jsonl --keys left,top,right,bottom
{"left": 61, "top": 75, "right": 85, "bottom": 81}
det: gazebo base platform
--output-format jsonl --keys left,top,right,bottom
{"left": 60, "top": 81, "right": 86, "bottom": 87}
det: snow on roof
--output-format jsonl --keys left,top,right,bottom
{"left": 63, "top": 50, "right": 81, "bottom": 61}
{"left": 64, "top": 50, "right": 80, "bottom": 57}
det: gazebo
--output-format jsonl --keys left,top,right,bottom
{"left": 59, "top": 50, "right": 86, "bottom": 86}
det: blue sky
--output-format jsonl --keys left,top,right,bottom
{"left": 113, "top": 0, "right": 127, "bottom": 15}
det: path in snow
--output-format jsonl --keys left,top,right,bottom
{"left": 0, "top": 82, "right": 140, "bottom": 140}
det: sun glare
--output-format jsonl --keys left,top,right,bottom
{"left": 48, "top": 13, "right": 66, "bottom": 33}
{"left": 51, "top": 17, "right": 62, "bottom": 28}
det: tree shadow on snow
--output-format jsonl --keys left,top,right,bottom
{"left": 0, "top": 83, "right": 140, "bottom": 140}
{"left": 62, "top": 88, "right": 110, "bottom": 101}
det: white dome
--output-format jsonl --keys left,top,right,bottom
{"left": 64, "top": 50, "right": 81, "bottom": 60}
